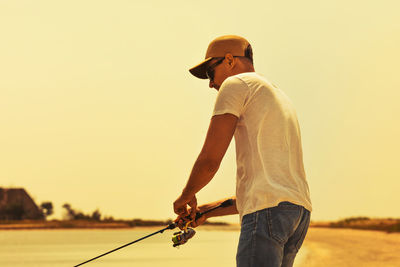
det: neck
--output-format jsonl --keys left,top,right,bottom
{"left": 231, "top": 66, "right": 255, "bottom": 76}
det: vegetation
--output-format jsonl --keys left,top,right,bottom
{"left": 40, "top": 202, "right": 54, "bottom": 218}
{"left": 312, "top": 217, "right": 400, "bottom": 233}
{"left": 1, "top": 199, "right": 231, "bottom": 229}
{"left": 60, "top": 203, "right": 229, "bottom": 227}
{"left": 3, "top": 195, "right": 398, "bottom": 232}
{"left": 128, "top": 218, "right": 169, "bottom": 227}
{"left": 204, "top": 221, "right": 229, "bottom": 226}
{"left": 0, "top": 188, "right": 231, "bottom": 228}
{"left": 62, "top": 203, "right": 102, "bottom": 221}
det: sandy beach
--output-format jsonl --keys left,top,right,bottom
{"left": 298, "top": 228, "right": 400, "bottom": 267}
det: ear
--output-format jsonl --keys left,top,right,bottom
{"left": 225, "top": 53, "right": 235, "bottom": 68}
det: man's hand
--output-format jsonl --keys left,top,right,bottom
{"left": 173, "top": 193, "right": 198, "bottom": 220}
{"left": 174, "top": 208, "right": 207, "bottom": 229}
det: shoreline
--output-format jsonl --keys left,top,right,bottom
{"left": 1, "top": 218, "right": 399, "bottom": 233}
{"left": 0, "top": 220, "right": 240, "bottom": 231}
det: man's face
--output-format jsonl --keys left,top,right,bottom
{"left": 206, "top": 57, "right": 230, "bottom": 90}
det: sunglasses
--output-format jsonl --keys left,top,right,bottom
{"left": 206, "top": 57, "right": 225, "bottom": 81}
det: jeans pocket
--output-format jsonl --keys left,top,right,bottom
{"left": 267, "top": 203, "right": 302, "bottom": 245}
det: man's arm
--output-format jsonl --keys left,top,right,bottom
{"left": 199, "top": 196, "right": 239, "bottom": 218}
{"left": 175, "top": 197, "right": 238, "bottom": 228}
{"left": 183, "top": 113, "right": 238, "bottom": 196}
{"left": 173, "top": 113, "right": 238, "bottom": 216}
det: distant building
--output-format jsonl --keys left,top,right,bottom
{"left": 0, "top": 188, "right": 44, "bottom": 220}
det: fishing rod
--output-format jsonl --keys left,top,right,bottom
{"left": 74, "top": 198, "right": 233, "bottom": 267}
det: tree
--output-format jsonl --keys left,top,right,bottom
{"left": 62, "top": 203, "right": 75, "bottom": 220}
{"left": 40, "top": 202, "right": 53, "bottom": 219}
{"left": 91, "top": 209, "right": 101, "bottom": 221}
{"left": 62, "top": 203, "right": 102, "bottom": 221}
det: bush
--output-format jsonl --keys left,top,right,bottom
{"left": 62, "top": 203, "right": 102, "bottom": 221}
{"left": 40, "top": 202, "right": 54, "bottom": 218}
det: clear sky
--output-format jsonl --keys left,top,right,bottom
{"left": 1, "top": 1, "right": 399, "bottom": 222}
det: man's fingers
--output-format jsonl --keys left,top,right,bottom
{"left": 174, "top": 215, "right": 192, "bottom": 229}
{"left": 174, "top": 205, "right": 188, "bottom": 216}
{"left": 173, "top": 194, "right": 195, "bottom": 216}
{"left": 188, "top": 195, "right": 198, "bottom": 209}
{"left": 189, "top": 214, "right": 206, "bottom": 228}
{"left": 188, "top": 196, "right": 198, "bottom": 220}
{"left": 189, "top": 208, "right": 197, "bottom": 220}
{"left": 178, "top": 219, "right": 184, "bottom": 229}
{"left": 173, "top": 195, "right": 198, "bottom": 228}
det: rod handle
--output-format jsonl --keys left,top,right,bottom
{"left": 194, "top": 198, "right": 234, "bottom": 220}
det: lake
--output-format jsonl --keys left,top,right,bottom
{"left": 0, "top": 228, "right": 306, "bottom": 266}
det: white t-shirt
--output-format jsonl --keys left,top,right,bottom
{"left": 212, "top": 72, "right": 312, "bottom": 220}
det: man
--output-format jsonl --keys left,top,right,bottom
{"left": 173, "top": 35, "right": 312, "bottom": 267}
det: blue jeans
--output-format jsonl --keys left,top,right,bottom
{"left": 236, "top": 202, "right": 310, "bottom": 267}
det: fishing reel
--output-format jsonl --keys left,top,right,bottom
{"left": 171, "top": 221, "right": 196, "bottom": 247}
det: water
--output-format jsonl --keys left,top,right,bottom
{"left": 0, "top": 229, "right": 306, "bottom": 266}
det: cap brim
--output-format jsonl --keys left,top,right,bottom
{"left": 189, "top": 57, "right": 213, "bottom": 79}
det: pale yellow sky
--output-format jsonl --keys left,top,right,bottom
{"left": 1, "top": 1, "right": 399, "bottom": 222}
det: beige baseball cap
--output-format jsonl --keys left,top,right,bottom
{"left": 189, "top": 35, "right": 251, "bottom": 79}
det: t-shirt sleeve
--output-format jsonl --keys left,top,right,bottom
{"left": 212, "top": 76, "right": 249, "bottom": 118}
